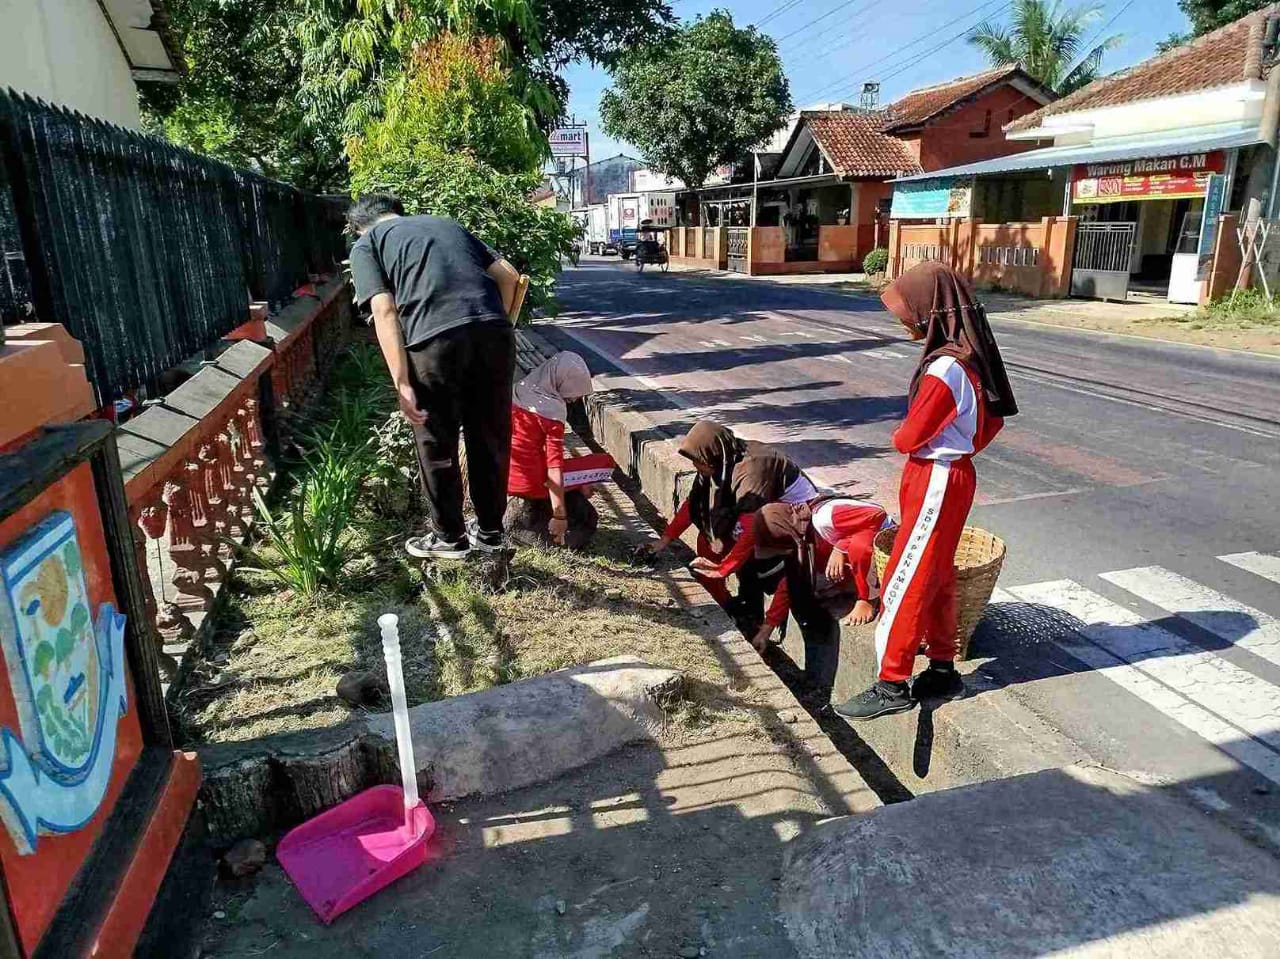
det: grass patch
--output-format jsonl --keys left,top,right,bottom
{"left": 1158, "top": 288, "right": 1280, "bottom": 331}
{"left": 176, "top": 346, "right": 741, "bottom": 745}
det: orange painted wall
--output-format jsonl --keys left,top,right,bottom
{"left": 910, "top": 85, "right": 1046, "bottom": 172}
{"left": 0, "top": 462, "right": 144, "bottom": 954}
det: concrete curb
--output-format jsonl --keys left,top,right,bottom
{"left": 197, "top": 657, "right": 686, "bottom": 846}
{"left": 538, "top": 319, "right": 1090, "bottom": 798}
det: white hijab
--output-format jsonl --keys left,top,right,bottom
{"left": 512, "top": 351, "right": 594, "bottom": 422}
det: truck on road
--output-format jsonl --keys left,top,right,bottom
{"left": 584, "top": 204, "right": 613, "bottom": 256}
{"left": 608, "top": 192, "right": 676, "bottom": 259}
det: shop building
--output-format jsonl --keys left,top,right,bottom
{"left": 887, "top": 6, "right": 1280, "bottom": 304}
{"left": 669, "top": 66, "right": 1054, "bottom": 274}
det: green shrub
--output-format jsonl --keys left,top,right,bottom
{"left": 244, "top": 442, "right": 366, "bottom": 595}
{"left": 1194, "top": 287, "right": 1280, "bottom": 326}
{"left": 862, "top": 247, "right": 888, "bottom": 275}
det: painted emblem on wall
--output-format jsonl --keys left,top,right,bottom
{"left": 0, "top": 511, "right": 128, "bottom": 855}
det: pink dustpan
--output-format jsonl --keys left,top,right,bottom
{"left": 278, "top": 615, "right": 434, "bottom": 923}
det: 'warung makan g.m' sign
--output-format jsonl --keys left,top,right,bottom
{"left": 1071, "top": 151, "right": 1226, "bottom": 204}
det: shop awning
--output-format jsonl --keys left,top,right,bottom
{"left": 892, "top": 125, "right": 1264, "bottom": 183}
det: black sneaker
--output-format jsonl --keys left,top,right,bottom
{"left": 912, "top": 665, "right": 964, "bottom": 702}
{"left": 405, "top": 532, "right": 470, "bottom": 560}
{"left": 466, "top": 520, "right": 505, "bottom": 553}
{"left": 834, "top": 681, "right": 915, "bottom": 722}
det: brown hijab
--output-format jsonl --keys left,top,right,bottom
{"left": 677, "top": 421, "right": 802, "bottom": 551}
{"left": 755, "top": 503, "right": 857, "bottom": 617}
{"left": 882, "top": 261, "right": 1018, "bottom": 418}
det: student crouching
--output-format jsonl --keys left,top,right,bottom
{"left": 505, "top": 351, "right": 614, "bottom": 549}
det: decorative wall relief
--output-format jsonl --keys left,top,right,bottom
{"left": 0, "top": 511, "right": 128, "bottom": 855}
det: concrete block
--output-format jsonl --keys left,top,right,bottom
{"left": 781, "top": 765, "right": 1280, "bottom": 958}
{"left": 365, "top": 657, "right": 683, "bottom": 802}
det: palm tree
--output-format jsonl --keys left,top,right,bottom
{"left": 969, "top": 0, "right": 1122, "bottom": 95}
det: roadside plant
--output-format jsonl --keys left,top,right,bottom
{"left": 862, "top": 247, "right": 889, "bottom": 276}
{"left": 242, "top": 440, "right": 366, "bottom": 595}
{"left": 348, "top": 145, "right": 576, "bottom": 317}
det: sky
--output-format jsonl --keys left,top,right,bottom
{"left": 559, "top": 0, "right": 1195, "bottom": 164}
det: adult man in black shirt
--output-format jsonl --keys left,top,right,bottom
{"left": 348, "top": 194, "right": 520, "bottom": 558}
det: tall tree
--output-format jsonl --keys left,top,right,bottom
{"left": 351, "top": 32, "right": 546, "bottom": 174}
{"left": 968, "top": 0, "right": 1122, "bottom": 96}
{"left": 599, "top": 10, "right": 792, "bottom": 189}
{"left": 295, "top": 0, "right": 675, "bottom": 138}
{"left": 1160, "top": 0, "right": 1269, "bottom": 50}
{"left": 142, "top": 0, "right": 347, "bottom": 192}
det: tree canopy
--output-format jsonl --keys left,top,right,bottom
{"left": 599, "top": 10, "right": 792, "bottom": 190}
{"left": 352, "top": 33, "right": 547, "bottom": 175}
{"left": 143, "top": 0, "right": 346, "bottom": 192}
{"left": 295, "top": 0, "right": 674, "bottom": 140}
{"left": 968, "top": 0, "right": 1122, "bottom": 96}
{"left": 1160, "top": 0, "right": 1270, "bottom": 50}
{"left": 149, "top": 0, "right": 674, "bottom": 189}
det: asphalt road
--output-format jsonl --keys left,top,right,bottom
{"left": 550, "top": 258, "right": 1280, "bottom": 837}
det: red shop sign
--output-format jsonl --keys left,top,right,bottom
{"left": 1071, "top": 151, "right": 1226, "bottom": 204}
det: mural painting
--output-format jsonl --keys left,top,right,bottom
{"left": 0, "top": 509, "right": 128, "bottom": 855}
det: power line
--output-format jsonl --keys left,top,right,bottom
{"left": 775, "top": 0, "right": 874, "bottom": 46}
{"left": 1060, "top": 0, "right": 1135, "bottom": 77}
{"left": 794, "top": 0, "right": 1009, "bottom": 103}
{"left": 755, "top": 0, "right": 806, "bottom": 28}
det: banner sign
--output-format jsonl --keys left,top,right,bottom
{"left": 890, "top": 178, "right": 973, "bottom": 219}
{"left": 1071, "top": 151, "right": 1224, "bottom": 204}
{"left": 549, "top": 127, "right": 588, "bottom": 158}
{"left": 1196, "top": 173, "right": 1227, "bottom": 281}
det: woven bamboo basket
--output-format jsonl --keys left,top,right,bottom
{"left": 872, "top": 525, "right": 1006, "bottom": 659}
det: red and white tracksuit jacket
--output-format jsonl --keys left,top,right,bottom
{"left": 875, "top": 355, "right": 1003, "bottom": 682}
{"left": 764, "top": 499, "right": 891, "bottom": 628}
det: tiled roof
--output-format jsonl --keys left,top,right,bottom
{"left": 1007, "top": 5, "right": 1279, "bottom": 132}
{"left": 804, "top": 111, "right": 923, "bottom": 178}
{"left": 881, "top": 66, "right": 1037, "bottom": 131}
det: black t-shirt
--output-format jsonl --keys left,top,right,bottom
{"left": 348, "top": 215, "right": 507, "bottom": 347}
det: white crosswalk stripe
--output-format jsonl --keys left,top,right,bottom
{"left": 996, "top": 577, "right": 1280, "bottom": 787}
{"left": 1219, "top": 551, "right": 1280, "bottom": 586}
{"left": 1101, "top": 566, "right": 1280, "bottom": 669}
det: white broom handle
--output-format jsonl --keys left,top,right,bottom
{"left": 378, "top": 614, "right": 419, "bottom": 810}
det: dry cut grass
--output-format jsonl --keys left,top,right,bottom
{"left": 175, "top": 492, "right": 740, "bottom": 745}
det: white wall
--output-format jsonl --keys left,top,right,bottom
{"left": 0, "top": 0, "right": 141, "bottom": 128}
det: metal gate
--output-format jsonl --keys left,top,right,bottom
{"left": 1070, "top": 222, "right": 1136, "bottom": 300}
{"left": 727, "top": 227, "right": 749, "bottom": 273}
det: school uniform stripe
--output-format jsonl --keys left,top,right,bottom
{"left": 874, "top": 460, "right": 950, "bottom": 670}
{"left": 1101, "top": 567, "right": 1280, "bottom": 669}
{"left": 1009, "top": 580, "right": 1280, "bottom": 760}
{"left": 1219, "top": 552, "right": 1280, "bottom": 587}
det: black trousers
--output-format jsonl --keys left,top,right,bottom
{"left": 783, "top": 556, "right": 841, "bottom": 703}
{"left": 406, "top": 321, "right": 515, "bottom": 540}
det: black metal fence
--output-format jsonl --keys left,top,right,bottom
{"left": 0, "top": 90, "right": 346, "bottom": 404}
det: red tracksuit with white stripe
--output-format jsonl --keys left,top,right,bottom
{"left": 764, "top": 499, "right": 890, "bottom": 628}
{"left": 875, "top": 355, "right": 1003, "bottom": 682}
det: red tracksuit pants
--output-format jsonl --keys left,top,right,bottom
{"left": 874, "top": 456, "right": 976, "bottom": 682}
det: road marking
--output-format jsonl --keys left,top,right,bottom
{"left": 1102, "top": 566, "right": 1280, "bottom": 669}
{"left": 740, "top": 334, "right": 767, "bottom": 343}
{"left": 1220, "top": 551, "right": 1280, "bottom": 587}
{"left": 826, "top": 354, "right": 854, "bottom": 364}
{"left": 1005, "top": 580, "right": 1280, "bottom": 784}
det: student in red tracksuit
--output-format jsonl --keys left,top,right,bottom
{"left": 647, "top": 421, "right": 815, "bottom": 636}
{"left": 507, "top": 352, "right": 614, "bottom": 549}
{"left": 753, "top": 499, "right": 890, "bottom": 709}
{"left": 836, "top": 261, "right": 1018, "bottom": 722}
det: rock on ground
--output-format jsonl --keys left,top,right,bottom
{"left": 780, "top": 764, "right": 1280, "bottom": 958}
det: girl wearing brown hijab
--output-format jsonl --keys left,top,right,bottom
{"left": 836, "top": 262, "right": 1017, "bottom": 722}
{"left": 754, "top": 500, "right": 891, "bottom": 710}
{"left": 648, "top": 421, "right": 817, "bottom": 635}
